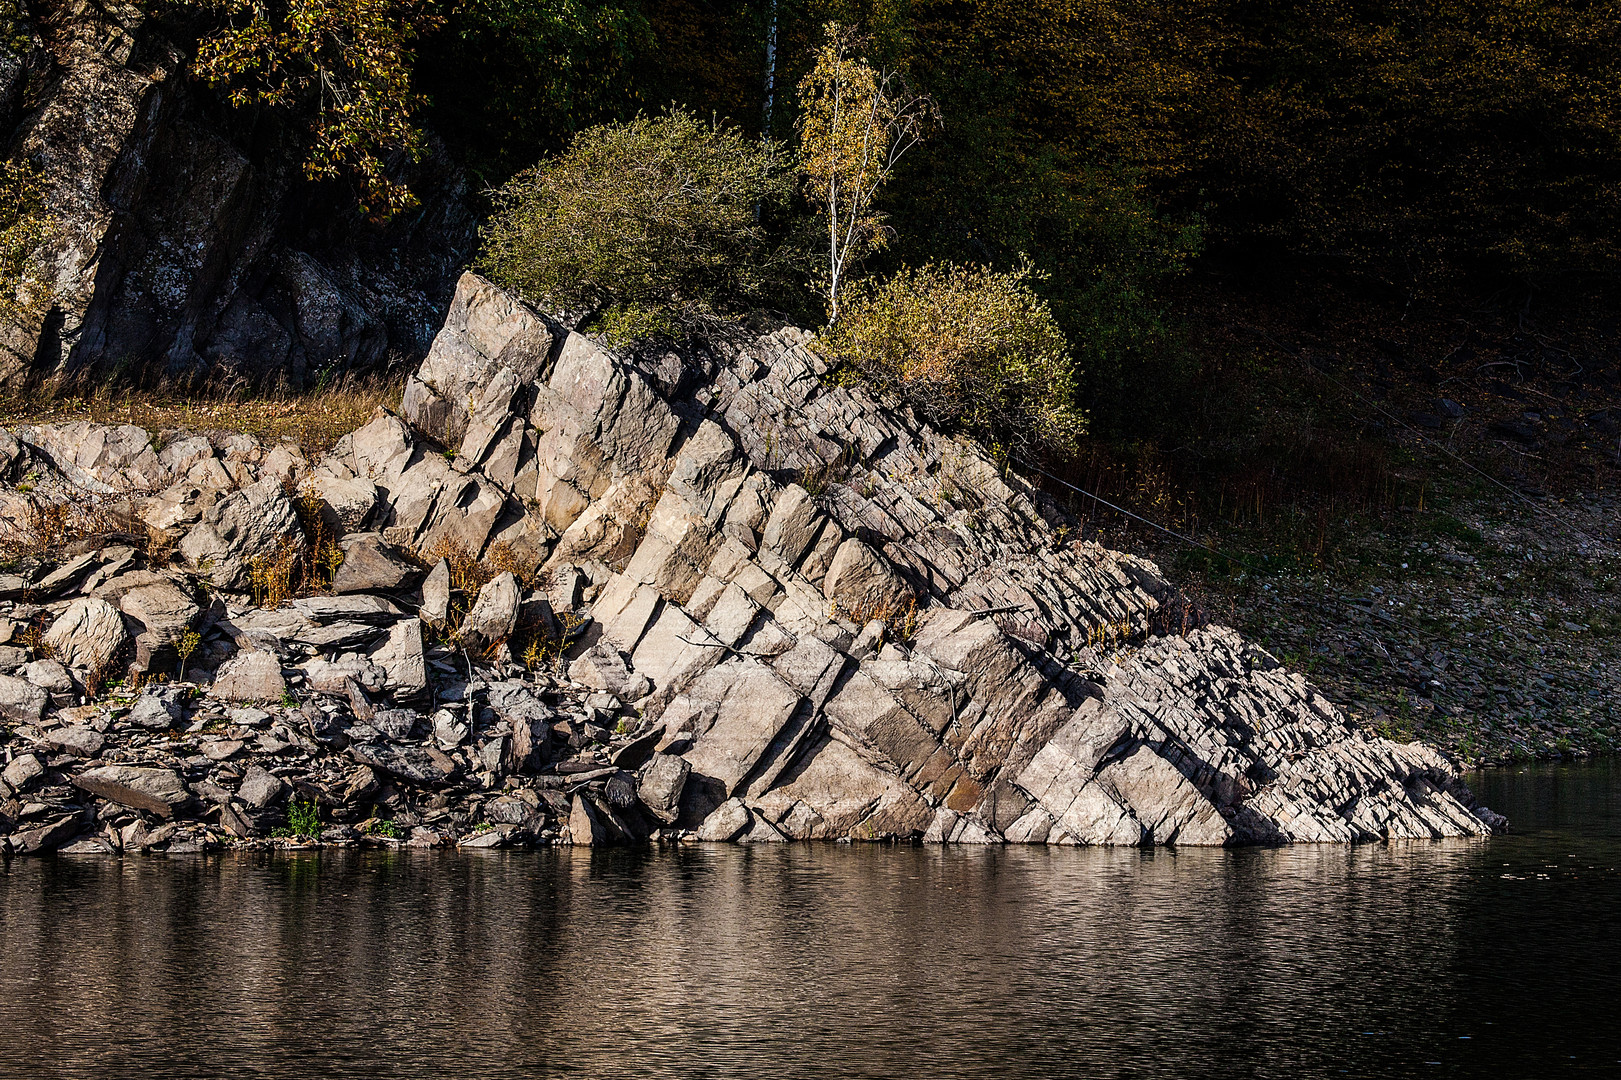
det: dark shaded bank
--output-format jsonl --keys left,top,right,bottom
{"left": 0, "top": 763, "right": 1617, "bottom": 1079}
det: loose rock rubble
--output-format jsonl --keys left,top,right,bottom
{"left": 0, "top": 274, "right": 1506, "bottom": 855}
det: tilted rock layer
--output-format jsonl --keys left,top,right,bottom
{"left": 385, "top": 273, "right": 1499, "bottom": 845}
{"left": 0, "top": 273, "right": 1503, "bottom": 851}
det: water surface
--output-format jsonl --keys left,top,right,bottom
{"left": 2, "top": 764, "right": 1617, "bottom": 1078}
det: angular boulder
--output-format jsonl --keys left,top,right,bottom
{"left": 419, "top": 559, "right": 451, "bottom": 625}
{"left": 43, "top": 725, "right": 105, "bottom": 758}
{"left": 0, "top": 674, "right": 48, "bottom": 724}
{"left": 43, "top": 597, "right": 128, "bottom": 673}
{"left": 459, "top": 571, "right": 519, "bottom": 649}
{"left": 332, "top": 534, "right": 420, "bottom": 594}
{"left": 823, "top": 539, "right": 912, "bottom": 619}
{"left": 127, "top": 686, "right": 188, "bottom": 730}
{"left": 637, "top": 753, "right": 691, "bottom": 825}
{"left": 179, "top": 477, "right": 306, "bottom": 590}
{"left": 102, "top": 573, "right": 200, "bottom": 672}
{"left": 211, "top": 650, "right": 286, "bottom": 703}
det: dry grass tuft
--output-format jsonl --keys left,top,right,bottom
{"left": 247, "top": 536, "right": 305, "bottom": 608}
{"left": 409, "top": 537, "right": 558, "bottom": 656}
{"left": 486, "top": 540, "right": 545, "bottom": 590}
{"left": 419, "top": 536, "right": 495, "bottom": 597}
{"left": 291, "top": 484, "right": 345, "bottom": 591}
{"left": 512, "top": 608, "right": 584, "bottom": 675}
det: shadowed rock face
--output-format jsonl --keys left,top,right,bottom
{"left": 0, "top": 0, "right": 475, "bottom": 390}
{"left": 0, "top": 273, "right": 1505, "bottom": 852}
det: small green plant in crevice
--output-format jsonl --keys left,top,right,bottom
{"left": 830, "top": 593, "right": 920, "bottom": 645}
{"left": 1373, "top": 689, "right": 1421, "bottom": 743}
{"left": 362, "top": 817, "right": 400, "bottom": 839}
{"left": 274, "top": 798, "right": 320, "bottom": 839}
{"left": 590, "top": 303, "right": 681, "bottom": 348}
{"left": 799, "top": 442, "right": 861, "bottom": 497}
{"left": 1277, "top": 649, "right": 1320, "bottom": 675}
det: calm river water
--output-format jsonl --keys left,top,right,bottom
{"left": 1, "top": 764, "right": 1617, "bottom": 1079}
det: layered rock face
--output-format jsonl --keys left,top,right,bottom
{"left": 384, "top": 273, "right": 1499, "bottom": 845}
{"left": 0, "top": 273, "right": 1504, "bottom": 853}
{"left": 0, "top": 0, "right": 475, "bottom": 390}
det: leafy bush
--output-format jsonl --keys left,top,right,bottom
{"left": 880, "top": 68, "right": 1202, "bottom": 436}
{"left": 2, "top": 0, "right": 30, "bottom": 51}
{"left": 173, "top": 0, "right": 442, "bottom": 215}
{"left": 274, "top": 798, "right": 321, "bottom": 838}
{"left": 478, "top": 109, "right": 796, "bottom": 333}
{"left": 819, "top": 263, "right": 1085, "bottom": 457}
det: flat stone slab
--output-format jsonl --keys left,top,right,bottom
{"left": 73, "top": 766, "right": 191, "bottom": 818}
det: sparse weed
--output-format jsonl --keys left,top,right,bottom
{"left": 487, "top": 540, "right": 542, "bottom": 589}
{"left": 176, "top": 630, "right": 201, "bottom": 682}
{"left": 362, "top": 817, "right": 400, "bottom": 839}
{"left": 830, "top": 594, "right": 919, "bottom": 644}
{"left": 274, "top": 798, "right": 320, "bottom": 839}
{"left": 247, "top": 537, "right": 303, "bottom": 607}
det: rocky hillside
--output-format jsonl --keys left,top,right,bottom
{"left": 0, "top": 0, "right": 473, "bottom": 391}
{"left": 0, "top": 274, "right": 1505, "bottom": 855}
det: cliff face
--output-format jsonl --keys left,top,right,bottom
{"left": 0, "top": 273, "right": 1506, "bottom": 853}
{"left": 0, "top": 0, "right": 475, "bottom": 391}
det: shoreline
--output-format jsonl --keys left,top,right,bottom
{"left": 1, "top": 276, "right": 1507, "bottom": 856}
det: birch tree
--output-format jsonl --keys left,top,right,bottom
{"left": 796, "top": 24, "right": 937, "bottom": 321}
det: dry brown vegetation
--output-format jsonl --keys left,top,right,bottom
{"left": 0, "top": 496, "right": 144, "bottom": 564}
{"left": 412, "top": 536, "right": 556, "bottom": 665}
{"left": 830, "top": 595, "right": 919, "bottom": 645}
{"left": 0, "top": 377, "right": 403, "bottom": 457}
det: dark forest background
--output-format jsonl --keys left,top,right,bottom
{"left": 411, "top": 0, "right": 1621, "bottom": 438}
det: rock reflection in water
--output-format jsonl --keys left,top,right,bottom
{"left": 2, "top": 767, "right": 1618, "bottom": 1079}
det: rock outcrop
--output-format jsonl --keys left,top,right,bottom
{"left": 0, "top": 0, "right": 476, "bottom": 391}
{"left": 0, "top": 273, "right": 1506, "bottom": 855}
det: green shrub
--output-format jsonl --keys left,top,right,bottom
{"left": 173, "top": 0, "right": 441, "bottom": 216}
{"left": 362, "top": 816, "right": 400, "bottom": 839}
{"left": 0, "top": 159, "right": 53, "bottom": 324}
{"left": 589, "top": 303, "right": 681, "bottom": 348}
{"left": 478, "top": 109, "right": 796, "bottom": 334}
{"left": 819, "top": 262, "right": 1085, "bottom": 457}
{"left": 879, "top": 65, "right": 1202, "bottom": 438}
